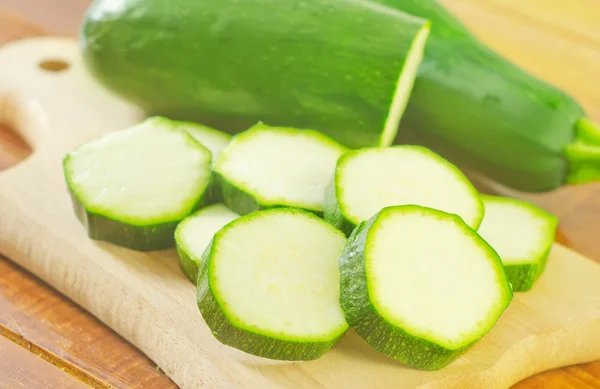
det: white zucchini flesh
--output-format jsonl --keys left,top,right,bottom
{"left": 339, "top": 205, "right": 512, "bottom": 370}
{"left": 477, "top": 195, "right": 558, "bottom": 292}
{"left": 175, "top": 204, "right": 239, "bottom": 284}
{"left": 63, "top": 117, "right": 212, "bottom": 251}
{"left": 213, "top": 124, "right": 347, "bottom": 215}
{"left": 172, "top": 120, "right": 231, "bottom": 163}
{"left": 380, "top": 26, "right": 430, "bottom": 146}
{"left": 325, "top": 145, "right": 483, "bottom": 235}
{"left": 164, "top": 117, "right": 232, "bottom": 203}
{"left": 197, "top": 208, "right": 348, "bottom": 360}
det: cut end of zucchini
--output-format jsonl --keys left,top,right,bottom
{"left": 214, "top": 124, "right": 346, "bottom": 215}
{"left": 339, "top": 205, "right": 512, "bottom": 370}
{"left": 380, "top": 23, "right": 431, "bottom": 147}
{"left": 63, "top": 117, "right": 212, "bottom": 250}
{"left": 325, "top": 145, "right": 483, "bottom": 235}
{"left": 197, "top": 208, "right": 348, "bottom": 361}
{"left": 478, "top": 195, "right": 558, "bottom": 292}
{"left": 175, "top": 204, "right": 239, "bottom": 284}
{"left": 565, "top": 118, "right": 600, "bottom": 185}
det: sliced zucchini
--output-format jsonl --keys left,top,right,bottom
{"left": 214, "top": 123, "right": 347, "bottom": 215}
{"left": 175, "top": 204, "right": 239, "bottom": 284}
{"left": 197, "top": 208, "right": 348, "bottom": 360}
{"left": 63, "top": 118, "right": 212, "bottom": 251}
{"left": 477, "top": 195, "right": 558, "bottom": 292}
{"left": 324, "top": 145, "right": 483, "bottom": 235}
{"left": 339, "top": 205, "right": 512, "bottom": 370}
{"left": 171, "top": 120, "right": 231, "bottom": 163}
{"left": 165, "top": 117, "right": 232, "bottom": 203}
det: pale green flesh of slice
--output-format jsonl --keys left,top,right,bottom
{"left": 211, "top": 211, "right": 347, "bottom": 341}
{"left": 338, "top": 146, "right": 482, "bottom": 229}
{"left": 177, "top": 204, "right": 239, "bottom": 257}
{"left": 380, "top": 25, "right": 430, "bottom": 146}
{"left": 65, "top": 122, "right": 212, "bottom": 225}
{"left": 366, "top": 210, "right": 505, "bottom": 349}
{"left": 215, "top": 127, "right": 346, "bottom": 212}
{"left": 477, "top": 197, "right": 557, "bottom": 266}
{"left": 179, "top": 124, "right": 231, "bottom": 163}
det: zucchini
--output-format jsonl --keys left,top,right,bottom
{"left": 324, "top": 145, "right": 483, "bottom": 235}
{"left": 63, "top": 117, "right": 212, "bottom": 251}
{"left": 161, "top": 117, "right": 232, "bottom": 203}
{"left": 81, "top": 0, "right": 600, "bottom": 192}
{"left": 164, "top": 118, "right": 231, "bottom": 164}
{"left": 477, "top": 195, "right": 558, "bottom": 292}
{"left": 196, "top": 208, "right": 348, "bottom": 360}
{"left": 175, "top": 204, "right": 239, "bottom": 284}
{"left": 375, "top": 0, "right": 600, "bottom": 191}
{"left": 214, "top": 124, "right": 347, "bottom": 215}
{"left": 339, "top": 205, "right": 512, "bottom": 370}
{"left": 81, "top": 0, "right": 431, "bottom": 148}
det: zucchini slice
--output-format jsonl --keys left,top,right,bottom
{"left": 171, "top": 120, "right": 231, "bottom": 163}
{"left": 197, "top": 208, "right": 348, "bottom": 360}
{"left": 165, "top": 117, "right": 232, "bottom": 203}
{"left": 339, "top": 205, "right": 512, "bottom": 370}
{"left": 175, "top": 204, "right": 239, "bottom": 284}
{"left": 137, "top": 117, "right": 231, "bottom": 162}
{"left": 63, "top": 118, "right": 212, "bottom": 251}
{"left": 477, "top": 195, "right": 558, "bottom": 292}
{"left": 324, "top": 145, "right": 483, "bottom": 235}
{"left": 214, "top": 124, "right": 347, "bottom": 215}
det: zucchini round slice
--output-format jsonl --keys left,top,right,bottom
{"left": 213, "top": 124, "right": 346, "bottom": 215}
{"left": 175, "top": 204, "right": 239, "bottom": 284}
{"left": 169, "top": 119, "right": 231, "bottom": 163}
{"left": 324, "top": 145, "right": 483, "bottom": 235}
{"left": 165, "top": 117, "right": 232, "bottom": 203}
{"left": 197, "top": 208, "right": 348, "bottom": 360}
{"left": 477, "top": 195, "right": 558, "bottom": 292}
{"left": 339, "top": 205, "right": 512, "bottom": 370}
{"left": 63, "top": 118, "right": 212, "bottom": 251}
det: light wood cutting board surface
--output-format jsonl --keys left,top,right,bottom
{"left": 0, "top": 1, "right": 600, "bottom": 388}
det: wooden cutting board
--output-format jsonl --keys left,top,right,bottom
{"left": 0, "top": 35, "right": 600, "bottom": 389}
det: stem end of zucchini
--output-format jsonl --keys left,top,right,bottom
{"left": 565, "top": 118, "right": 600, "bottom": 185}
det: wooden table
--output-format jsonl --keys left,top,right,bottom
{"left": 0, "top": 1, "right": 599, "bottom": 388}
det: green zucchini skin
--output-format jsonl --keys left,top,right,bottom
{"left": 339, "top": 206, "right": 512, "bottom": 370}
{"left": 68, "top": 190, "right": 204, "bottom": 252}
{"left": 376, "top": 0, "right": 592, "bottom": 191}
{"left": 503, "top": 262, "right": 546, "bottom": 293}
{"left": 80, "top": 0, "right": 429, "bottom": 149}
{"left": 216, "top": 172, "right": 264, "bottom": 216}
{"left": 177, "top": 244, "right": 198, "bottom": 284}
{"left": 323, "top": 178, "right": 355, "bottom": 236}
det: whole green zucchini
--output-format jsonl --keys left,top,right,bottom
{"left": 80, "top": 0, "right": 430, "bottom": 149}
{"left": 80, "top": 0, "right": 600, "bottom": 192}
{"left": 371, "top": 0, "right": 600, "bottom": 191}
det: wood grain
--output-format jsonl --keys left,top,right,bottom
{"left": 0, "top": 258, "right": 176, "bottom": 388}
{"left": 0, "top": 336, "right": 90, "bottom": 389}
{"left": 0, "top": 1, "right": 599, "bottom": 388}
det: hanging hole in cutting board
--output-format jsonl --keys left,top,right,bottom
{"left": 38, "top": 59, "right": 70, "bottom": 73}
